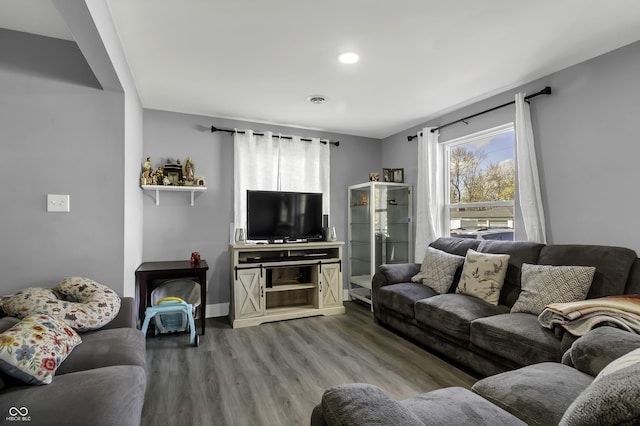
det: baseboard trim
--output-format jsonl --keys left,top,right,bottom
{"left": 204, "top": 303, "right": 230, "bottom": 318}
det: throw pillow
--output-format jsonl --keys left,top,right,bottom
{"left": 2, "top": 278, "right": 121, "bottom": 332}
{"left": 0, "top": 314, "right": 82, "bottom": 385}
{"left": 511, "top": 264, "right": 596, "bottom": 315}
{"left": 56, "top": 277, "right": 122, "bottom": 331}
{"left": 455, "top": 249, "right": 510, "bottom": 305}
{"left": 1, "top": 287, "right": 60, "bottom": 318}
{"left": 411, "top": 247, "right": 465, "bottom": 294}
{"left": 559, "top": 353, "right": 640, "bottom": 425}
{"left": 595, "top": 347, "right": 640, "bottom": 380}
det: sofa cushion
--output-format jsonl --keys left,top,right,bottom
{"left": 625, "top": 258, "right": 640, "bottom": 294}
{"left": 511, "top": 264, "right": 595, "bottom": 315}
{"left": 402, "top": 387, "right": 527, "bottom": 426}
{"left": 321, "top": 383, "right": 424, "bottom": 426}
{"left": 0, "top": 316, "right": 20, "bottom": 333}
{"left": 0, "top": 314, "right": 82, "bottom": 385}
{"left": 477, "top": 240, "right": 545, "bottom": 307}
{"left": 377, "top": 283, "right": 437, "bottom": 319}
{"left": 537, "top": 244, "right": 637, "bottom": 298}
{"left": 0, "top": 365, "right": 146, "bottom": 426}
{"left": 415, "top": 294, "right": 509, "bottom": 342}
{"left": 560, "top": 360, "right": 640, "bottom": 426}
{"left": 430, "top": 237, "right": 481, "bottom": 257}
{"left": 411, "top": 247, "right": 465, "bottom": 294}
{"left": 471, "top": 313, "right": 561, "bottom": 366}
{"left": 472, "top": 362, "right": 593, "bottom": 426}
{"left": 567, "top": 327, "right": 640, "bottom": 376}
{"left": 456, "top": 250, "right": 510, "bottom": 305}
{"left": 56, "top": 328, "right": 146, "bottom": 375}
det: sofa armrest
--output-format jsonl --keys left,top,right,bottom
{"left": 0, "top": 365, "right": 146, "bottom": 426}
{"left": 319, "top": 383, "right": 424, "bottom": 426}
{"left": 372, "top": 264, "right": 421, "bottom": 309}
{"left": 565, "top": 326, "right": 640, "bottom": 376}
{"left": 372, "top": 263, "right": 421, "bottom": 291}
{"left": 100, "top": 297, "right": 136, "bottom": 330}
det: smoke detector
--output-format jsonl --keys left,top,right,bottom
{"left": 308, "top": 95, "right": 327, "bottom": 105}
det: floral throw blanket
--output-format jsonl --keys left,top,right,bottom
{"left": 538, "top": 295, "right": 640, "bottom": 337}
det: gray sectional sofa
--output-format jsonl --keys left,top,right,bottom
{"left": 372, "top": 237, "right": 640, "bottom": 377}
{"left": 0, "top": 297, "right": 147, "bottom": 426}
{"left": 311, "top": 327, "right": 640, "bottom": 425}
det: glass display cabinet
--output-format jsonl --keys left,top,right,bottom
{"left": 348, "top": 182, "right": 412, "bottom": 307}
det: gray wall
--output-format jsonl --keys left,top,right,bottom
{"left": 383, "top": 40, "right": 640, "bottom": 253}
{"left": 142, "top": 109, "right": 380, "bottom": 307}
{"left": 0, "top": 29, "right": 127, "bottom": 294}
{"left": 5, "top": 21, "right": 638, "bottom": 312}
{"left": 79, "top": 0, "right": 146, "bottom": 298}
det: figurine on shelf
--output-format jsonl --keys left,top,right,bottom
{"left": 141, "top": 157, "right": 153, "bottom": 185}
{"left": 153, "top": 167, "right": 164, "bottom": 185}
{"left": 190, "top": 251, "right": 201, "bottom": 265}
{"left": 183, "top": 157, "right": 195, "bottom": 184}
{"left": 354, "top": 192, "right": 369, "bottom": 206}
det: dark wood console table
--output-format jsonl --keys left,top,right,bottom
{"left": 135, "top": 260, "right": 209, "bottom": 334}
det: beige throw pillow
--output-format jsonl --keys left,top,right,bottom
{"left": 411, "top": 247, "right": 465, "bottom": 294}
{"left": 455, "top": 249, "right": 510, "bottom": 305}
{"left": 511, "top": 263, "right": 596, "bottom": 315}
{"left": 595, "top": 347, "right": 640, "bottom": 381}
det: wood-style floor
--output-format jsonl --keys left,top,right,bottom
{"left": 141, "top": 302, "right": 476, "bottom": 426}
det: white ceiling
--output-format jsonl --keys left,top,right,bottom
{"left": 2, "top": 1, "right": 640, "bottom": 139}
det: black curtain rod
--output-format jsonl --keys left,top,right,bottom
{"left": 211, "top": 126, "right": 340, "bottom": 146}
{"left": 407, "top": 86, "right": 552, "bottom": 141}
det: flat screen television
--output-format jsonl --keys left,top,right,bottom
{"left": 247, "top": 190, "right": 323, "bottom": 242}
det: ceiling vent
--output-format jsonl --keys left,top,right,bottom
{"left": 308, "top": 95, "right": 327, "bottom": 105}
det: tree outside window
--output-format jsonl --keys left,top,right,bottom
{"left": 445, "top": 124, "right": 515, "bottom": 240}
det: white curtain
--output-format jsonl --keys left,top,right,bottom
{"left": 234, "top": 130, "right": 330, "bottom": 231}
{"left": 515, "top": 93, "right": 547, "bottom": 243}
{"left": 277, "top": 136, "right": 330, "bottom": 213}
{"left": 415, "top": 127, "right": 445, "bottom": 262}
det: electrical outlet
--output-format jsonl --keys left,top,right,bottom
{"left": 47, "top": 194, "right": 70, "bottom": 212}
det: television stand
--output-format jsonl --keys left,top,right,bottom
{"left": 268, "top": 239, "right": 307, "bottom": 244}
{"left": 229, "top": 241, "right": 345, "bottom": 328}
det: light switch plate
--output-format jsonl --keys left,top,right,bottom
{"left": 47, "top": 194, "right": 70, "bottom": 212}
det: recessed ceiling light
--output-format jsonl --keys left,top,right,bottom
{"left": 308, "top": 95, "right": 327, "bottom": 104}
{"left": 338, "top": 52, "right": 359, "bottom": 64}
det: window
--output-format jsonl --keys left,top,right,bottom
{"left": 445, "top": 123, "right": 515, "bottom": 240}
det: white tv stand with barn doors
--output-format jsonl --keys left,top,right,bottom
{"left": 229, "top": 241, "right": 345, "bottom": 328}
